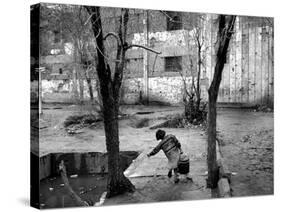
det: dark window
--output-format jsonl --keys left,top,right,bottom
{"left": 59, "top": 68, "right": 63, "bottom": 74}
{"left": 166, "top": 12, "right": 182, "bottom": 31}
{"left": 165, "top": 56, "right": 182, "bottom": 72}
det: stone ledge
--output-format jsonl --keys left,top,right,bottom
{"left": 217, "top": 158, "right": 231, "bottom": 183}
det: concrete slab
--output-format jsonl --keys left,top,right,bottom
{"left": 124, "top": 149, "right": 168, "bottom": 178}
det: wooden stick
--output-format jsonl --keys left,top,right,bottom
{"left": 59, "top": 161, "right": 89, "bottom": 207}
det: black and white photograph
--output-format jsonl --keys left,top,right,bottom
{"left": 29, "top": 1, "right": 274, "bottom": 210}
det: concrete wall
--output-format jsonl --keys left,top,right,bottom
{"left": 40, "top": 76, "right": 193, "bottom": 105}
{"left": 121, "top": 76, "right": 187, "bottom": 105}
{"left": 39, "top": 151, "right": 139, "bottom": 181}
{"left": 41, "top": 79, "right": 100, "bottom": 103}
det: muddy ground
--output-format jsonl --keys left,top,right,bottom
{"left": 217, "top": 108, "right": 274, "bottom": 197}
{"left": 35, "top": 104, "right": 273, "bottom": 203}
{"left": 36, "top": 104, "right": 189, "bottom": 156}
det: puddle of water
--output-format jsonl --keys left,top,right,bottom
{"left": 38, "top": 151, "right": 140, "bottom": 209}
{"left": 40, "top": 174, "right": 107, "bottom": 209}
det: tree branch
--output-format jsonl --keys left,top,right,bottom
{"left": 85, "top": 6, "right": 112, "bottom": 83}
{"left": 113, "top": 8, "right": 129, "bottom": 94}
{"left": 178, "top": 70, "right": 192, "bottom": 98}
{"left": 84, "top": 12, "right": 95, "bottom": 26}
{"left": 125, "top": 44, "right": 161, "bottom": 54}
{"left": 103, "top": 32, "right": 121, "bottom": 47}
{"left": 59, "top": 161, "right": 89, "bottom": 207}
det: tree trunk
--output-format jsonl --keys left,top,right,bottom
{"left": 86, "top": 78, "right": 94, "bottom": 101}
{"left": 103, "top": 98, "right": 135, "bottom": 197}
{"left": 72, "top": 68, "right": 79, "bottom": 103}
{"left": 84, "top": 68, "right": 94, "bottom": 101}
{"left": 59, "top": 161, "right": 89, "bottom": 206}
{"left": 85, "top": 6, "right": 135, "bottom": 197}
{"left": 78, "top": 78, "right": 84, "bottom": 103}
{"left": 196, "top": 46, "right": 202, "bottom": 113}
{"left": 207, "top": 15, "right": 236, "bottom": 188}
{"left": 207, "top": 92, "right": 219, "bottom": 188}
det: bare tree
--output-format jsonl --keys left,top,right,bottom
{"left": 182, "top": 18, "right": 208, "bottom": 124}
{"left": 190, "top": 16, "right": 206, "bottom": 115}
{"left": 59, "top": 5, "right": 100, "bottom": 106}
{"left": 161, "top": 11, "right": 207, "bottom": 124}
{"left": 41, "top": 5, "right": 102, "bottom": 109}
{"left": 207, "top": 15, "right": 236, "bottom": 188}
{"left": 85, "top": 6, "right": 160, "bottom": 197}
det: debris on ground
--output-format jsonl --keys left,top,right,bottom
{"left": 131, "top": 117, "right": 150, "bottom": 128}
{"left": 67, "top": 129, "right": 84, "bottom": 135}
{"left": 64, "top": 114, "right": 101, "bottom": 128}
{"left": 150, "top": 114, "right": 206, "bottom": 130}
{"left": 253, "top": 105, "right": 273, "bottom": 113}
{"left": 241, "top": 135, "right": 251, "bottom": 143}
{"left": 64, "top": 114, "right": 102, "bottom": 134}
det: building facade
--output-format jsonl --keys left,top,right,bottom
{"left": 34, "top": 4, "right": 274, "bottom": 106}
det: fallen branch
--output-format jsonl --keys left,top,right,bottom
{"left": 59, "top": 161, "right": 89, "bottom": 207}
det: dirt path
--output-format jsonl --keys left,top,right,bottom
{"left": 217, "top": 108, "right": 274, "bottom": 197}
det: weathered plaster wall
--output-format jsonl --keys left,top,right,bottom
{"left": 121, "top": 76, "right": 196, "bottom": 105}
{"left": 41, "top": 79, "right": 100, "bottom": 103}
{"left": 40, "top": 76, "right": 192, "bottom": 105}
{"left": 148, "top": 76, "right": 184, "bottom": 104}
